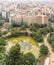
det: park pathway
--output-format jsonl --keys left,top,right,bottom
{"left": 44, "top": 34, "right": 54, "bottom": 65}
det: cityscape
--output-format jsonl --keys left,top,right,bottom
{"left": 0, "top": 0, "right": 54, "bottom": 65}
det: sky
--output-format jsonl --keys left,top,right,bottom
{"left": 1, "top": 0, "right": 53, "bottom": 2}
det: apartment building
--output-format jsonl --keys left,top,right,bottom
{"left": 9, "top": 13, "right": 48, "bottom": 25}
{"left": 36, "top": 14, "right": 48, "bottom": 24}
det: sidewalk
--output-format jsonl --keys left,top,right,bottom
{"left": 43, "top": 34, "right": 54, "bottom": 65}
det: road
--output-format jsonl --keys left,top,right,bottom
{"left": 44, "top": 34, "right": 54, "bottom": 65}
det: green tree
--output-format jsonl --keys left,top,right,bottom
{"left": 0, "top": 39, "right": 6, "bottom": 46}
{"left": 5, "top": 43, "right": 37, "bottom": 65}
{"left": 0, "top": 32, "right": 2, "bottom": 37}
{"left": 23, "top": 53, "right": 37, "bottom": 65}
{"left": 40, "top": 45, "right": 48, "bottom": 55}
{"left": 0, "top": 22, "right": 3, "bottom": 26}
{"left": 29, "top": 23, "right": 38, "bottom": 32}
{"left": 39, "top": 28, "right": 47, "bottom": 35}
{"left": 6, "top": 43, "right": 21, "bottom": 65}
{"left": 16, "top": 52, "right": 37, "bottom": 65}
{"left": 48, "top": 32, "right": 54, "bottom": 49}
{"left": 0, "top": 46, "right": 5, "bottom": 53}
{"left": 33, "top": 32, "right": 43, "bottom": 42}
{"left": 0, "top": 45, "right": 6, "bottom": 65}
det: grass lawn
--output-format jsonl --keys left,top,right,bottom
{"left": 6, "top": 36, "right": 40, "bottom": 59}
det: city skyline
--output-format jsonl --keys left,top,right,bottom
{"left": 0, "top": 0, "right": 54, "bottom": 2}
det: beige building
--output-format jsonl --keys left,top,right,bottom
{"left": 9, "top": 14, "right": 48, "bottom": 25}
{"left": 36, "top": 14, "right": 48, "bottom": 25}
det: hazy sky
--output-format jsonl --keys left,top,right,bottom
{"left": 1, "top": 0, "right": 53, "bottom": 2}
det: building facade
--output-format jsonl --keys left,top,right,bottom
{"left": 9, "top": 14, "right": 48, "bottom": 25}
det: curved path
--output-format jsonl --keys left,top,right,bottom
{"left": 43, "top": 34, "right": 54, "bottom": 65}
